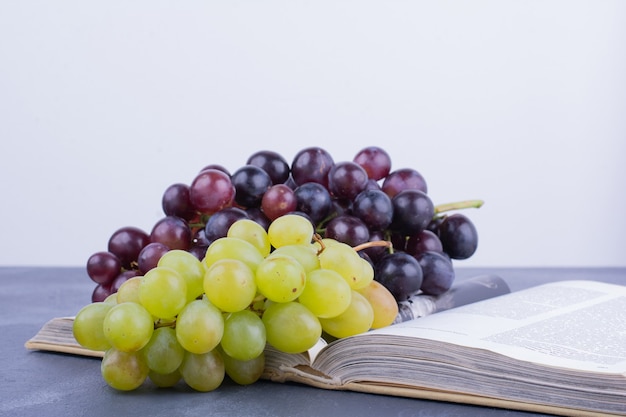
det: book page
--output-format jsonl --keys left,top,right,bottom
{"left": 368, "top": 280, "right": 626, "bottom": 374}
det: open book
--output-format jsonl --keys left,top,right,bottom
{"left": 26, "top": 279, "right": 626, "bottom": 417}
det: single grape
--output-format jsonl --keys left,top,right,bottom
{"left": 115, "top": 276, "right": 142, "bottom": 304}
{"left": 318, "top": 242, "right": 369, "bottom": 289}
{"left": 416, "top": 250, "right": 455, "bottom": 295}
{"left": 356, "top": 280, "right": 398, "bottom": 329}
{"left": 405, "top": 229, "right": 443, "bottom": 257}
{"left": 204, "top": 207, "right": 249, "bottom": 243}
{"left": 267, "top": 244, "right": 320, "bottom": 273}
{"left": 137, "top": 242, "right": 170, "bottom": 274}
{"left": 103, "top": 302, "right": 154, "bottom": 352}
{"left": 162, "top": 183, "right": 196, "bottom": 220}
{"left": 220, "top": 310, "right": 266, "bottom": 361}
{"left": 352, "top": 189, "right": 394, "bottom": 231}
{"left": 327, "top": 161, "right": 369, "bottom": 200}
{"left": 92, "top": 284, "right": 112, "bottom": 303}
{"left": 290, "top": 147, "right": 334, "bottom": 188}
{"left": 176, "top": 299, "right": 224, "bottom": 354}
{"left": 227, "top": 219, "right": 271, "bottom": 257}
{"left": 293, "top": 182, "right": 332, "bottom": 225}
{"left": 141, "top": 327, "right": 185, "bottom": 375}
{"left": 101, "top": 348, "right": 149, "bottom": 391}
{"left": 157, "top": 249, "right": 205, "bottom": 302}
{"left": 246, "top": 150, "right": 290, "bottom": 184}
{"left": 267, "top": 213, "right": 314, "bottom": 248}
{"left": 298, "top": 268, "right": 352, "bottom": 318}
{"left": 244, "top": 207, "right": 271, "bottom": 230}
{"left": 231, "top": 165, "right": 272, "bottom": 208}
{"left": 179, "top": 349, "right": 225, "bottom": 392}
{"left": 204, "top": 259, "right": 257, "bottom": 312}
{"left": 438, "top": 213, "right": 478, "bottom": 259}
{"left": 107, "top": 226, "right": 150, "bottom": 268}
{"left": 221, "top": 349, "right": 265, "bottom": 385}
{"left": 139, "top": 266, "right": 187, "bottom": 319}
{"left": 374, "top": 252, "right": 423, "bottom": 301}
{"left": 390, "top": 189, "right": 435, "bottom": 234}
{"left": 199, "top": 163, "right": 230, "bottom": 176}
{"left": 261, "top": 184, "right": 297, "bottom": 221}
{"left": 73, "top": 302, "right": 114, "bottom": 351}
{"left": 381, "top": 168, "right": 428, "bottom": 197}
{"left": 189, "top": 168, "right": 235, "bottom": 215}
{"left": 318, "top": 291, "right": 374, "bottom": 339}
{"left": 148, "top": 369, "right": 181, "bottom": 388}
{"left": 86, "top": 251, "right": 122, "bottom": 286}
{"left": 262, "top": 301, "right": 322, "bottom": 354}
{"left": 255, "top": 255, "right": 306, "bottom": 303}
{"left": 323, "top": 215, "right": 370, "bottom": 248}
{"left": 110, "top": 269, "right": 141, "bottom": 294}
{"left": 150, "top": 216, "right": 191, "bottom": 251}
{"left": 203, "top": 237, "right": 264, "bottom": 272}
{"left": 353, "top": 146, "right": 392, "bottom": 180}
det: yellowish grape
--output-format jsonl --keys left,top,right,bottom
{"left": 139, "top": 266, "right": 187, "bottom": 319}
{"left": 176, "top": 299, "right": 224, "bottom": 354}
{"left": 298, "top": 269, "right": 352, "bottom": 318}
{"left": 262, "top": 301, "right": 321, "bottom": 353}
{"left": 179, "top": 349, "right": 225, "bottom": 392}
{"left": 204, "top": 259, "right": 257, "bottom": 312}
{"left": 157, "top": 249, "right": 205, "bottom": 302}
{"left": 267, "top": 214, "right": 314, "bottom": 248}
{"left": 227, "top": 219, "right": 271, "bottom": 257}
{"left": 101, "top": 348, "right": 149, "bottom": 391}
{"left": 255, "top": 255, "right": 306, "bottom": 303}
{"left": 356, "top": 279, "right": 398, "bottom": 329}
{"left": 103, "top": 302, "right": 154, "bottom": 352}
{"left": 319, "top": 290, "right": 374, "bottom": 339}
{"left": 203, "top": 237, "right": 264, "bottom": 272}
{"left": 73, "top": 302, "right": 113, "bottom": 351}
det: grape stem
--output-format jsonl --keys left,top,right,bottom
{"left": 352, "top": 240, "right": 393, "bottom": 252}
{"left": 434, "top": 199, "right": 484, "bottom": 214}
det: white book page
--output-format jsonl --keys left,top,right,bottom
{"left": 373, "top": 280, "right": 626, "bottom": 374}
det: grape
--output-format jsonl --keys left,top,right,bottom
{"left": 107, "top": 226, "right": 150, "bottom": 268}
{"left": 179, "top": 349, "right": 225, "bottom": 392}
{"left": 405, "top": 229, "right": 443, "bottom": 257}
{"left": 390, "top": 189, "right": 435, "bottom": 234}
{"left": 110, "top": 269, "right": 141, "bottom": 293}
{"left": 374, "top": 252, "right": 423, "bottom": 301}
{"left": 416, "top": 251, "right": 455, "bottom": 295}
{"left": 290, "top": 147, "right": 334, "bottom": 187}
{"left": 73, "top": 302, "right": 114, "bottom": 351}
{"left": 255, "top": 255, "right": 306, "bottom": 303}
{"left": 353, "top": 146, "right": 392, "bottom": 180}
{"left": 157, "top": 249, "right": 205, "bottom": 302}
{"left": 323, "top": 214, "right": 370, "bottom": 247}
{"left": 246, "top": 150, "right": 290, "bottom": 185}
{"left": 175, "top": 299, "right": 224, "bottom": 354}
{"left": 101, "top": 348, "right": 149, "bottom": 391}
{"left": 298, "top": 268, "right": 351, "bottom": 318}
{"left": 162, "top": 183, "right": 195, "bottom": 220}
{"left": 267, "top": 213, "right": 314, "bottom": 248}
{"left": 141, "top": 327, "right": 185, "bottom": 375}
{"left": 318, "top": 291, "right": 374, "bottom": 339}
{"left": 149, "top": 216, "right": 191, "bottom": 251}
{"left": 220, "top": 310, "right": 266, "bottom": 361}
{"left": 352, "top": 189, "right": 394, "bottom": 231}
{"left": 115, "top": 276, "right": 142, "bottom": 304}
{"left": 262, "top": 301, "right": 321, "bottom": 354}
{"left": 327, "top": 161, "right": 369, "bottom": 200}
{"left": 437, "top": 213, "right": 478, "bottom": 259}
{"left": 199, "top": 163, "right": 230, "bottom": 176}
{"left": 204, "top": 259, "right": 257, "bottom": 312}
{"left": 189, "top": 168, "right": 235, "bottom": 215}
{"left": 231, "top": 165, "right": 272, "bottom": 208}
{"left": 137, "top": 242, "right": 170, "bottom": 274}
{"left": 382, "top": 168, "right": 428, "bottom": 197}
{"left": 318, "top": 242, "right": 370, "bottom": 289}
{"left": 227, "top": 218, "right": 271, "bottom": 257}
{"left": 139, "top": 266, "right": 187, "bottom": 319}
{"left": 103, "top": 302, "right": 154, "bottom": 352}
{"left": 203, "top": 237, "right": 264, "bottom": 272}
{"left": 356, "top": 280, "right": 398, "bottom": 329}
{"left": 86, "top": 251, "right": 122, "bottom": 286}
{"left": 221, "top": 349, "right": 265, "bottom": 385}
{"left": 243, "top": 207, "right": 271, "bottom": 230}
{"left": 204, "top": 207, "right": 249, "bottom": 243}
{"left": 267, "top": 244, "right": 320, "bottom": 273}
{"left": 91, "top": 284, "right": 112, "bottom": 303}
{"left": 148, "top": 369, "right": 181, "bottom": 388}
{"left": 261, "top": 184, "right": 297, "bottom": 221}
{"left": 293, "top": 182, "right": 332, "bottom": 225}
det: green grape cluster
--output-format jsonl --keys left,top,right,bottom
{"left": 73, "top": 214, "right": 399, "bottom": 392}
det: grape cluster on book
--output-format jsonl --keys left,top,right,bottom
{"left": 74, "top": 146, "right": 482, "bottom": 391}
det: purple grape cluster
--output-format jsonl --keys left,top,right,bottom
{"left": 86, "top": 146, "right": 482, "bottom": 303}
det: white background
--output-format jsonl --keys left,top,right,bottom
{"left": 1, "top": 1, "right": 625, "bottom": 268}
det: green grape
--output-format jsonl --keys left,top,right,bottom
{"left": 116, "top": 276, "right": 142, "bottom": 304}
{"left": 221, "top": 348, "right": 265, "bottom": 385}
{"left": 179, "top": 349, "right": 225, "bottom": 392}
{"left": 318, "top": 242, "right": 367, "bottom": 289}
{"left": 103, "top": 293, "right": 118, "bottom": 304}
{"left": 262, "top": 301, "right": 321, "bottom": 354}
{"left": 148, "top": 369, "right": 181, "bottom": 388}
{"left": 267, "top": 244, "right": 320, "bottom": 273}
{"left": 227, "top": 219, "right": 271, "bottom": 257}
{"left": 356, "top": 256, "right": 375, "bottom": 290}
{"left": 73, "top": 302, "right": 113, "bottom": 351}
{"left": 141, "top": 327, "right": 185, "bottom": 375}
{"left": 298, "top": 269, "right": 352, "bottom": 318}
{"left": 103, "top": 302, "right": 154, "bottom": 352}
{"left": 203, "top": 237, "right": 264, "bottom": 272}
{"left": 255, "top": 255, "right": 306, "bottom": 303}
{"left": 139, "top": 266, "right": 187, "bottom": 319}
{"left": 267, "top": 214, "right": 314, "bottom": 248}
{"left": 319, "top": 290, "right": 374, "bottom": 339}
{"left": 176, "top": 299, "right": 224, "bottom": 354}
{"left": 101, "top": 348, "right": 149, "bottom": 391}
{"left": 157, "top": 249, "right": 205, "bottom": 302}
{"left": 204, "top": 259, "right": 257, "bottom": 312}
{"left": 221, "top": 310, "right": 266, "bottom": 361}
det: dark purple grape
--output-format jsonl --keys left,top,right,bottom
{"left": 111, "top": 269, "right": 141, "bottom": 293}
{"left": 150, "top": 216, "right": 192, "bottom": 251}
{"left": 438, "top": 213, "right": 478, "bottom": 259}
{"left": 189, "top": 244, "right": 208, "bottom": 261}
{"left": 162, "top": 183, "right": 196, "bottom": 220}
{"left": 199, "top": 164, "right": 231, "bottom": 176}
{"left": 426, "top": 216, "right": 445, "bottom": 234}
{"left": 293, "top": 182, "right": 332, "bottom": 225}
{"left": 328, "top": 198, "right": 352, "bottom": 219}
{"left": 245, "top": 207, "right": 271, "bottom": 230}
{"left": 86, "top": 251, "right": 122, "bottom": 286}
{"left": 416, "top": 251, "right": 455, "bottom": 295}
{"left": 327, "top": 161, "right": 369, "bottom": 200}
{"left": 204, "top": 207, "right": 249, "bottom": 243}
{"left": 107, "top": 226, "right": 151, "bottom": 268}
{"left": 246, "top": 150, "right": 290, "bottom": 184}
{"left": 137, "top": 242, "right": 170, "bottom": 274}
{"left": 261, "top": 184, "right": 297, "bottom": 220}
{"left": 189, "top": 168, "right": 235, "bottom": 215}
{"left": 360, "top": 230, "right": 389, "bottom": 263}
{"left": 390, "top": 232, "right": 407, "bottom": 252}
{"left": 91, "top": 284, "right": 111, "bottom": 303}
{"left": 291, "top": 147, "right": 334, "bottom": 188}
{"left": 231, "top": 165, "right": 272, "bottom": 208}
{"left": 382, "top": 168, "right": 428, "bottom": 198}
{"left": 390, "top": 189, "right": 434, "bottom": 234}
{"left": 405, "top": 230, "right": 443, "bottom": 257}
{"left": 353, "top": 146, "right": 392, "bottom": 181}
{"left": 323, "top": 215, "right": 370, "bottom": 247}
{"left": 352, "top": 189, "right": 394, "bottom": 231}
{"left": 374, "top": 252, "right": 423, "bottom": 301}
